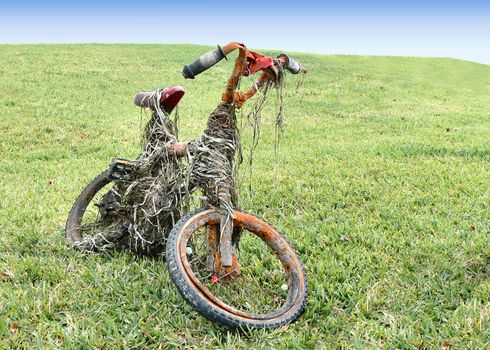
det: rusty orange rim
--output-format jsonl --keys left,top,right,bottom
{"left": 175, "top": 208, "right": 306, "bottom": 322}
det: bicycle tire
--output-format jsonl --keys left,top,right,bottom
{"left": 166, "top": 207, "right": 308, "bottom": 329}
{"left": 65, "top": 169, "right": 113, "bottom": 245}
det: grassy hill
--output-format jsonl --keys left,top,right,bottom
{"left": 0, "top": 44, "right": 489, "bottom": 348}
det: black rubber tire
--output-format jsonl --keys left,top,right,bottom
{"left": 65, "top": 169, "right": 112, "bottom": 245}
{"left": 166, "top": 207, "right": 308, "bottom": 329}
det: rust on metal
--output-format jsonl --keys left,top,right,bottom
{"left": 242, "top": 51, "right": 276, "bottom": 77}
{"left": 234, "top": 71, "right": 273, "bottom": 108}
{"left": 165, "top": 142, "right": 188, "bottom": 157}
{"left": 219, "top": 41, "right": 282, "bottom": 107}
{"left": 206, "top": 224, "right": 219, "bottom": 273}
{"left": 221, "top": 42, "right": 248, "bottom": 104}
{"left": 177, "top": 209, "right": 306, "bottom": 321}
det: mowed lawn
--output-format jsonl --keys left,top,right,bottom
{"left": 0, "top": 44, "right": 489, "bottom": 348}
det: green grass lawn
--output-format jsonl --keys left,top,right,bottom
{"left": 0, "top": 44, "right": 489, "bottom": 348}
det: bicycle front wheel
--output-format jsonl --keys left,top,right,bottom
{"left": 166, "top": 207, "right": 307, "bottom": 329}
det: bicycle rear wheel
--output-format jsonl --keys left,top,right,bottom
{"left": 65, "top": 170, "right": 127, "bottom": 251}
{"left": 166, "top": 207, "right": 307, "bottom": 329}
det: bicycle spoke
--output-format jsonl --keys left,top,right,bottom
{"left": 185, "top": 227, "right": 289, "bottom": 315}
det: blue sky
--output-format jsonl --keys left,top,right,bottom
{"left": 1, "top": 0, "right": 489, "bottom": 64}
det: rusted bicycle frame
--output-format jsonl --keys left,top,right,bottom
{"left": 167, "top": 42, "right": 288, "bottom": 154}
{"left": 67, "top": 42, "right": 307, "bottom": 328}
{"left": 143, "top": 42, "right": 303, "bottom": 279}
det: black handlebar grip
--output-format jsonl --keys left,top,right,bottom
{"left": 277, "top": 54, "right": 304, "bottom": 74}
{"left": 182, "top": 45, "right": 227, "bottom": 79}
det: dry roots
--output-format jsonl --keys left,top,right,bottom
{"left": 75, "top": 72, "right": 287, "bottom": 256}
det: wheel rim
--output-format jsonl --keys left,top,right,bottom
{"left": 66, "top": 174, "right": 125, "bottom": 249}
{"left": 176, "top": 208, "right": 306, "bottom": 321}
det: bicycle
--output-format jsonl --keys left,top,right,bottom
{"left": 65, "top": 42, "right": 308, "bottom": 329}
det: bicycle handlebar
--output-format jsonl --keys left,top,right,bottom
{"left": 276, "top": 54, "right": 306, "bottom": 74}
{"left": 181, "top": 42, "right": 306, "bottom": 80}
{"left": 182, "top": 45, "right": 227, "bottom": 79}
{"left": 181, "top": 42, "right": 306, "bottom": 107}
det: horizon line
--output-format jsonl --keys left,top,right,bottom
{"left": 1, "top": 42, "right": 488, "bottom": 66}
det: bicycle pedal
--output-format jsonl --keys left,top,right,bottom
{"left": 108, "top": 158, "right": 134, "bottom": 180}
